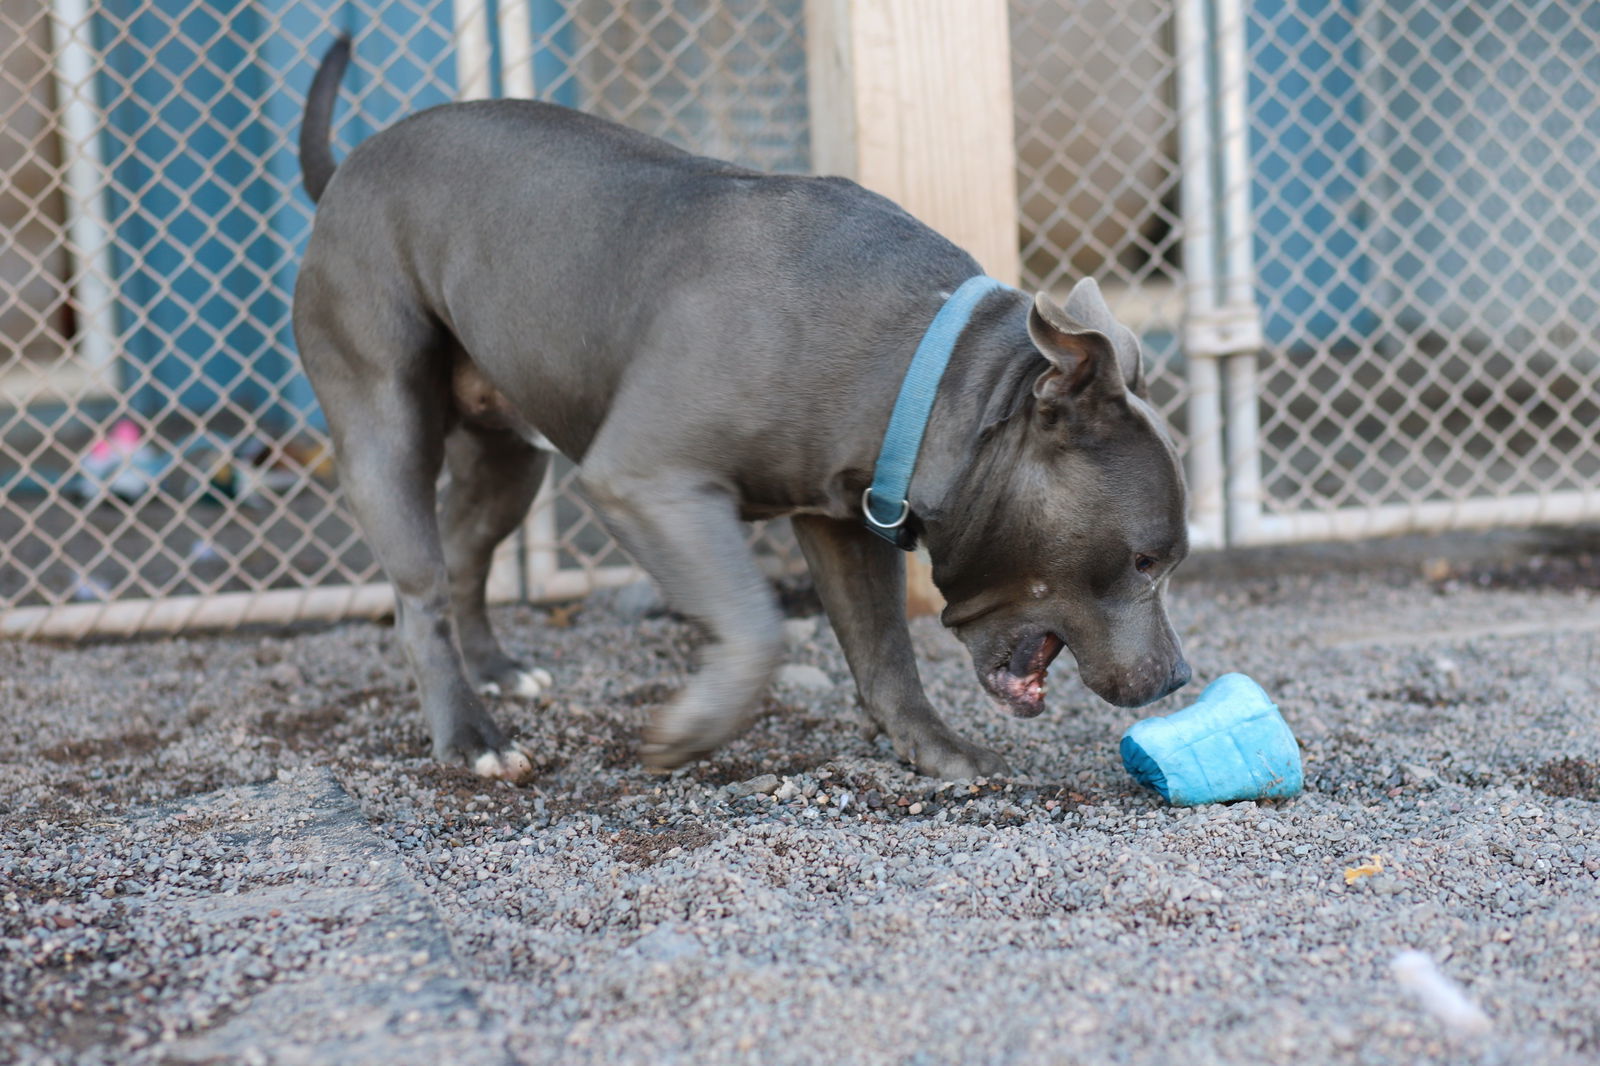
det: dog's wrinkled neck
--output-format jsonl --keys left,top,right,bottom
{"left": 901, "top": 294, "right": 1045, "bottom": 534}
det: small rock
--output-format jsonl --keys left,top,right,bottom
{"left": 1401, "top": 763, "right": 1438, "bottom": 786}
{"left": 266, "top": 662, "right": 305, "bottom": 688}
{"left": 725, "top": 774, "right": 781, "bottom": 799}
{"left": 775, "top": 664, "right": 833, "bottom": 692}
{"left": 630, "top": 925, "right": 702, "bottom": 962}
{"left": 782, "top": 617, "right": 818, "bottom": 648}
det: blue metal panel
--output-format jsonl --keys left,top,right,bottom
{"left": 96, "top": 0, "right": 572, "bottom": 431}
{"left": 529, "top": 0, "right": 577, "bottom": 107}
{"left": 1366, "top": 1, "right": 1600, "bottom": 335}
{"left": 1250, "top": 0, "right": 1600, "bottom": 347}
{"left": 98, "top": 0, "right": 280, "bottom": 421}
{"left": 254, "top": 4, "right": 457, "bottom": 430}
{"left": 1248, "top": 0, "right": 1374, "bottom": 347}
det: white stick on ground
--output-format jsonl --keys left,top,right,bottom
{"left": 1391, "top": 950, "right": 1492, "bottom": 1036}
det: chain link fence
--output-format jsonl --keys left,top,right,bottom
{"left": 1245, "top": 0, "right": 1600, "bottom": 540}
{"left": 0, "top": 0, "right": 806, "bottom": 636}
{"left": 4, "top": 0, "right": 1599, "bottom": 636}
{"left": 1011, "top": 0, "right": 1194, "bottom": 464}
{"left": 1014, "top": 0, "right": 1600, "bottom": 544}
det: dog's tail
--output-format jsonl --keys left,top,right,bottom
{"left": 299, "top": 34, "right": 352, "bottom": 204}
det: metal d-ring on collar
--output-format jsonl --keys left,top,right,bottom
{"left": 860, "top": 487, "right": 910, "bottom": 531}
{"left": 863, "top": 275, "right": 1011, "bottom": 550}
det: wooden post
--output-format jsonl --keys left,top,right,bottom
{"left": 806, "top": 0, "right": 1020, "bottom": 617}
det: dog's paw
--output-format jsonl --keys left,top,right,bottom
{"left": 639, "top": 699, "right": 750, "bottom": 772}
{"left": 477, "top": 666, "right": 553, "bottom": 700}
{"left": 893, "top": 729, "right": 1011, "bottom": 780}
{"left": 639, "top": 729, "right": 720, "bottom": 774}
{"left": 472, "top": 743, "right": 535, "bottom": 783}
{"left": 926, "top": 743, "right": 1011, "bottom": 780}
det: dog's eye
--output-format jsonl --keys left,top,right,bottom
{"left": 1134, "top": 554, "right": 1156, "bottom": 574}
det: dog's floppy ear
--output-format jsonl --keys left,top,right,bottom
{"left": 1027, "top": 291, "right": 1126, "bottom": 422}
{"left": 1062, "top": 276, "right": 1146, "bottom": 397}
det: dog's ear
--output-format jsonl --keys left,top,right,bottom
{"left": 1062, "top": 277, "right": 1146, "bottom": 398}
{"left": 1027, "top": 292, "right": 1127, "bottom": 423}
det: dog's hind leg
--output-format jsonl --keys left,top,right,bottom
{"left": 440, "top": 424, "right": 553, "bottom": 699}
{"left": 791, "top": 514, "right": 1010, "bottom": 779}
{"left": 296, "top": 309, "right": 531, "bottom": 781}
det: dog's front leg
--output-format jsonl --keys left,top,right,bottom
{"left": 580, "top": 468, "right": 784, "bottom": 770}
{"left": 791, "top": 515, "right": 1011, "bottom": 779}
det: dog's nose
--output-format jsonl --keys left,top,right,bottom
{"left": 1165, "top": 658, "right": 1193, "bottom": 697}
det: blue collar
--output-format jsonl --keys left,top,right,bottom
{"left": 863, "top": 275, "right": 1011, "bottom": 550}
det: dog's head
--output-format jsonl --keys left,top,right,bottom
{"left": 928, "top": 278, "right": 1191, "bottom": 716}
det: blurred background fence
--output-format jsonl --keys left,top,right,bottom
{"left": 3, "top": 0, "right": 1598, "bottom": 636}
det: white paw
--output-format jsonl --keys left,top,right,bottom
{"left": 509, "top": 668, "right": 553, "bottom": 698}
{"left": 477, "top": 668, "right": 553, "bottom": 700}
{"left": 473, "top": 745, "right": 534, "bottom": 782}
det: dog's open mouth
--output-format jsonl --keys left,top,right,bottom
{"left": 983, "top": 631, "right": 1066, "bottom": 718}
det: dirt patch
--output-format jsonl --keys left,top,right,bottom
{"left": 256, "top": 707, "right": 349, "bottom": 751}
{"left": 686, "top": 716, "right": 839, "bottom": 787}
{"left": 40, "top": 730, "right": 164, "bottom": 765}
{"left": 610, "top": 823, "right": 718, "bottom": 866}
{"left": 1534, "top": 756, "right": 1600, "bottom": 801}
{"left": 688, "top": 752, "right": 818, "bottom": 788}
{"left": 396, "top": 761, "right": 528, "bottom": 807}
{"left": 590, "top": 717, "right": 646, "bottom": 770}
{"left": 1369, "top": 686, "right": 1455, "bottom": 709}
{"left": 1434, "top": 527, "right": 1600, "bottom": 592}
{"left": 252, "top": 685, "right": 412, "bottom": 754}
{"left": 372, "top": 760, "right": 620, "bottom": 829}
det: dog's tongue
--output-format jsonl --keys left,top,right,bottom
{"left": 996, "top": 632, "right": 1065, "bottom": 717}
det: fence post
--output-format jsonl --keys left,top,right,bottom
{"left": 453, "top": 0, "right": 494, "bottom": 100}
{"left": 45, "top": 0, "right": 117, "bottom": 391}
{"left": 1175, "top": 0, "right": 1226, "bottom": 551}
{"left": 1215, "top": 0, "right": 1264, "bottom": 546}
{"left": 806, "top": 0, "right": 1020, "bottom": 616}
{"left": 1176, "top": 0, "right": 1264, "bottom": 549}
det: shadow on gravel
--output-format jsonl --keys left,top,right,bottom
{"left": 1443, "top": 526, "right": 1600, "bottom": 592}
{"left": 1536, "top": 757, "right": 1600, "bottom": 801}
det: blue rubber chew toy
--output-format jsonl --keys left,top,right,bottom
{"left": 1120, "top": 673, "right": 1303, "bottom": 806}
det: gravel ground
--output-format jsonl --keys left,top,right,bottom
{"left": 3, "top": 527, "right": 1598, "bottom": 1065}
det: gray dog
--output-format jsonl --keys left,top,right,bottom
{"left": 292, "top": 37, "right": 1191, "bottom": 783}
